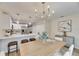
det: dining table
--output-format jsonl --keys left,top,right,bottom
{"left": 20, "top": 40, "right": 65, "bottom": 56}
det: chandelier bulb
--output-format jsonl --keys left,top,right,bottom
{"left": 35, "top": 9, "right": 38, "bottom": 12}
{"left": 47, "top": 5, "right": 50, "bottom": 8}
{"left": 48, "top": 14, "right": 50, "bottom": 16}
{"left": 52, "top": 10, "right": 55, "bottom": 14}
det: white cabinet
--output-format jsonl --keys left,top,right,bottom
{"left": 55, "top": 35, "right": 75, "bottom": 48}
{"left": 0, "top": 34, "right": 37, "bottom": 53}
{"left": 63, "top": 36, "right": 75, "bottom": 47}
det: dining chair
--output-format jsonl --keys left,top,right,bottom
{"left": 64, "top": 44, "right": 74, "bottom": 56}
{"left": 54, "top": 37, "right": 63, "bottom": 41}
{"left": 53, "top": 44, "right": 74, "bottom": 56}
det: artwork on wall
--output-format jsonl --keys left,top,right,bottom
{"left": 57, "top": 19, "right": 72, "bottom": 32}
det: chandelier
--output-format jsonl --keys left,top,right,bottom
{"left": 35, "top": 2, "right": 55, "bottom": 18}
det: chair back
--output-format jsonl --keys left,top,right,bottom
{"left": 64, "top": 44, "right": 74, "bottom": 56}
{"left": 8, "top": 41, "right": 18, "bottom": 47}
{"left": 8, "top": 41, "right": 18, "bottom": 56}
{"left": 55, "top": 37, "right": 63, "bottom": 41}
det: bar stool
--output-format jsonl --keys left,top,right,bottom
{"left": 21, "top": 39, "right": 28, "bottom": 44}
{"left": 29, "top": 38, "right": 36, "bottom": 41}
{"left": 8, "top": 41, "right": 18, "bottom": 56}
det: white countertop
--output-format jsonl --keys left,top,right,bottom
{"left": 0, "top": 33, "right": 37, "bottom": 40}
{"left": 0, "top": 33, "right": 37, "bottom": 52}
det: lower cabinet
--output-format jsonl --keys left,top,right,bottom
{"left": 63, "top": 36, "right": 75, "bottom": 48}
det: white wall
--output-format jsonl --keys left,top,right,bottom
{"left": 45, "top": 17, "right": 53, "bottom": 38}
{"left": 32, "top": 21, "right": 45, "bottom": 34}
{"left": 0, "top": 14, "right": 10, "bottom": 36}
{"left": 49, "top": 14, "right": 79, "bottom": 49}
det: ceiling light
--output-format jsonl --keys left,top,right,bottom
{"left": 35, "top": 2, "right": 53, "bottom": 18}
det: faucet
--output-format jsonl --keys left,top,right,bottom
{"left": 10, "top": 25, "right": 13, "bottom": 35}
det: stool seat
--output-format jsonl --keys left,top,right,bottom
{"left": 29, "top": 38, "right": 36, "bottom": 41}
{"left": 8, "top": 41, "right": 18, "bottom": 47}
{"left": 21, "top": 39, "right": 28, "bottom": 44}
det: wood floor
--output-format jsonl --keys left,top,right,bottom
{"left": 5, "top": 47, "right": 79, "bottom": 56}
{"left": 6, "top": 50, "right": 20, "bottom": 56}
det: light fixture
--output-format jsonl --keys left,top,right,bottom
{"left": 34, "top": 2, "right": 55, "bottom": 18}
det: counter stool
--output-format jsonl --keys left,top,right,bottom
{"left": 21, "top": 39, "right": 28, "bottom": 44}
{"left": 8, "top": 41, "right": 18, "bottom": 56}
{"left": 29, "top": 38, "right": 36, "bottom": 41}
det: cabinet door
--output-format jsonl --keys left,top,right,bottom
{"left": 64, "top": 36, "right": 74, "bottom": 46}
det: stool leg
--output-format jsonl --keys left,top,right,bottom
{"left": 8, "top": 47, "right": 10, "bottom": 56}
{"left": 16, "top": 45, "right": 18, "bottom": 53}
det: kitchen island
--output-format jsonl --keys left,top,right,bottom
{"left": 0, "top": 34, "right": 37, "bottom": 53}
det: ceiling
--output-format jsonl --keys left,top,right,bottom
{"left": 0, "top": 2, "right": 79, "bottom": 23}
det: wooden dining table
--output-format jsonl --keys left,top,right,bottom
{"left": 20, "top": 40, "right": 65, "bottom": 56}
